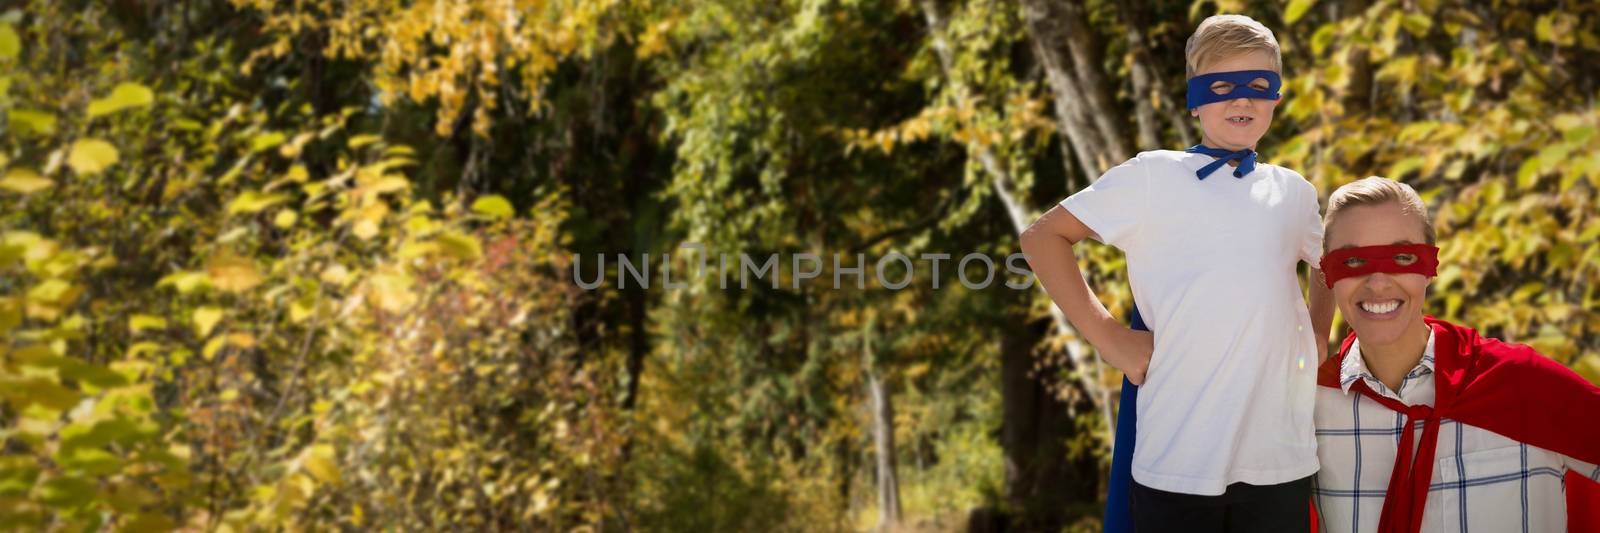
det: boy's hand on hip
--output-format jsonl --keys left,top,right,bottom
{"left": 1101, "top": 327, "right": 1155, "bottom": 386}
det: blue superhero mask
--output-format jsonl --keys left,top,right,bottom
{"left": 1185, "top": 70, "right": 1281, "bottom": 110}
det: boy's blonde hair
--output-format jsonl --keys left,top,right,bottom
{"left": 1323, "top": 176, "right": 1435, "bottom": 251}
{"left": 1185, "top": 15, "right": 1283, "bottom": 78}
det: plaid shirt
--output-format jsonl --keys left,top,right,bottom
{"left": 1312, "top": 332, "right": 1600, "bottom": 532}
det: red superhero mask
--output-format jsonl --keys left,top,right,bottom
{"left": 1318, "top": 243, "right": 1439, "bottom": 289}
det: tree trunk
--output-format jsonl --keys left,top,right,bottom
{"left": 1115, "top": 0, "right": 1195, "bottom": 148}
{"left": 869, "top": 372, "right": 901, "bottom": 530}
{"left": 1000, "top": 314, "right": 1101, "bottom": 530}
{"left": 919, "top": 0, "right": 1110, "bottom": 436}
{"left": 1020, "top": 0, "right": 1133, "bottom": 179}
{"left": 864, "top": 316, "right": 901, "bottom": 531}
{"left": 917, "top": 4, "right": 1112, "bottom": 529}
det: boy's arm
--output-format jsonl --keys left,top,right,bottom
{"left": 1308, "top": 268, "right": 1335, "bottom": 364}
{"left": 1020, "top": 205, "right": 1154, "bottom": 385}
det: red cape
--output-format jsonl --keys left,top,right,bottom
{"left": 1316, "top": 317, "right": 1600, "bottom": 533}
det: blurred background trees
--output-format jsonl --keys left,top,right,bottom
{"left": 1, "top": 0, "right": 1596, "bottom": 530}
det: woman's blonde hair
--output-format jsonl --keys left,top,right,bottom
{"left": 1185, "top": 15, "right": 1283, "bottom": 78}
{"left": 1323, "top": 176, "right": 1435, "bottom": 251}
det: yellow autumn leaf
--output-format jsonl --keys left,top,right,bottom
{"left": 367, "top": 272, "right": 415, "bottom": 312}
{"left": 320, "top": 264, "right": 350, "bottom": 286}
{"left": 86, "top": 82, "right": 155, "bottom": 118}
{"left": 226, "top": 332, "right": 257, "bottom": 349}
{"left": 1575, "top": 355, "right": 1600, "bottom": 387}
{"left": 302, "top": 444, "right": 341, "bottom": 485}
{"left": 436, "top": 230, "right": 482, "bottom": 261}
{"left": 68, "top": 139, "right": 120, "bottom": 175}
{"left": 0, "top": 23, "right": 18, "bottom": 60}
{"left": 352, "top": 219, "right": 380, "bottom": 240}
{"left": 250, "top": 131, "right": 286, "bottom": 153}
{"left": 193, "top": 307, "right": 223, "bottom": 338}
{"left": 9, "top": 109, "right": 56, "bottom": 136}
{"left": 471, "top": 195, "right": 514, "bottom": 220}
{"left": 0, "top": 168, "right": 52, "bottom": 194}
{"left": 273, "top": 209, "right": 298, "bottom": 229}
{"left": 128, "top": 314, "right": 167, "bottom": 334}
{"left": 227, "top": 191, "right": 288, "bottom": 215}
{"left": 156, "top": 271, "right": 211, "bottom": 294}
{"left": 207, "top": 253, "right": 263, "bottom": 293}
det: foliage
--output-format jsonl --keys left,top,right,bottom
{"left": 2, "top": 0, "right": 1597, "bottom": 530}
{"left": 1273, "top": 0, "right": 1600, "bottom": 378}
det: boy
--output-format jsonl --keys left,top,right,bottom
{"left": 1020, "top": 14, "right": 1334, "bottom": 532}
{"left": 1311, "top": 176, "right": 1600, "bottom": 532}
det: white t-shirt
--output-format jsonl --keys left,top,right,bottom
{"left": 1060, "top": 149, "right": 1323, "bottom": 496}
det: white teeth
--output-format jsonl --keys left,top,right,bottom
{"left": 1360, "top": 300, "right": 1400, "bottom": 314}
{"left": 1229, "top": 116, "right": 1251, "bottom": 123}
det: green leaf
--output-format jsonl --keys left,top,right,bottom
{"left": 227, "top": 191, "right": 289, "bottom": 214}
{"left": 121, "top": 514, "right": 177, "bottom": 533}
{"left": 1310, "top": 24, "right": 1338, "bottom": 56}
{"left": 58, "top": 448, "right": 122, "bottom": 476}
{"left": 67, "top": 139, "right": 120, "bottom": 175}
{"left": 157, "top": 271, "right": 211, "bottom": 294}
{"left": 1400, "top": 14, "right": 1432, "bottom": 37}
{"left": 129, "top": 314, "right": 167, "bottom": 334}
{"left": 86, "top": 82, "right": 154, "bottom": 118}
{"left": 348, "top": 134, "right": 382, "bottom": 149}
{"left": 0, "top": 23, "right": 18, "bottom": 60}
{"left": 37, "top": 476, "right": 96, "bottom": 508}
{"left": 1284, "top": 0, "right": 1317, "bottom": 24}
{"left": 1388, "top": 156, "right": 1426, "bottom": 179}
{"left": 9, "top": 109, "right": 57, "bottom": 136}
{"left": 436, "top": 231, "right": 482, "bottom": 261}
{"left": 471, "top": 195, "right": 515, "bottom": 220}
{"left": 28, "top": 278, "right": 73, "bottom": 303}
{"left": 0, "top": 168, "right": 52, "bottom": 194}
{"left": 1575, "top": 355, "right": 1600, "bottom": 387}
{"left": 250, "top": 131, "right": 286, "bottom": 153}
{"left": 0, "top": 377, "right": 85, "bottom": 412}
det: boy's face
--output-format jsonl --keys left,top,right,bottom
{"left": 1325, "top": 202, "right": 1432, "bottom": 350}
{"left": 1191, "top": 50, "right": 1279, "bottom": 151}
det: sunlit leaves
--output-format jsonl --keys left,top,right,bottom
{"left": 157, "top": 271, "right": 211, "bottom": 294}
{"left": 1277, "top": 0, "right": 1600, "bottom": 367}
{"left": 66, "top": 139, "right": 119, "bottom": 175}
{"left": 9, "top": 109, "right": 57, "bottom": 136}
{"left": 235, "top": 0, "right": 624, "bottom": 138}
{"left": 435, "top": 230, "right": 482, "bottom": 261}
{"left": 0, "top": 22, "right": 18, "bottom": 59}
{"left": 299, "top": 444, "right": 340, "bottom": 485}
{"left": 206, "top": 253, "right": 264, "bottom": 293}
{"left": 470, "top": 194, "right": 514, "bottom": 220}
{"left": 228, "top": 191, "right": 289, "bottom": 215}
{"left": 250, "top": 131, "right": 286, "bottom": 153}
{"left": 192, "top": 306, "right": 223, "bottom": 337}
{"left": 128, "top": 315, "right": 167, "bottom": 334}
{"left": 0, "top": 168, "right": 52, "bottom": 194}
{"left": 1284, "top": 0, "right": 1316, "bottom": 25}
{"left": 86, "top": 83, "right": 154, "bottom": 118}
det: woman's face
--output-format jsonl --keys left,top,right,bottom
{"left": 1324, "top": 202, "right": 1432, "bottom": 348}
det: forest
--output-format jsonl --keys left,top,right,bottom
{"left": 2, "top": 0, "right": 1597, "bottom": 531}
